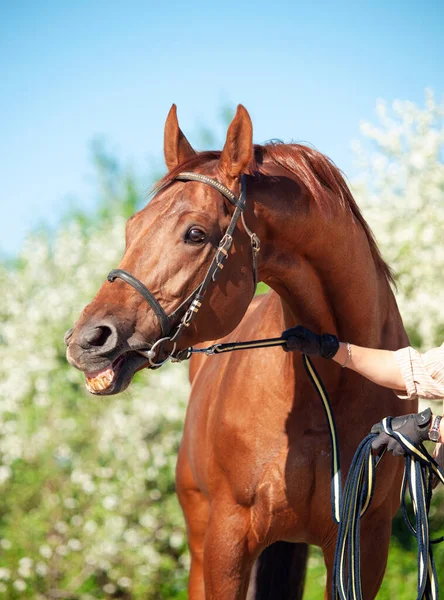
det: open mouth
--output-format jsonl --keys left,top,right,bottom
{"left": 81, "top": 340, "right": 174, "bottom": 396}
{"left": 84, "top": 352, "right": 149, "bottom": 395}
{"left": 85, "top": 355, "right": 126, "bottom": 394}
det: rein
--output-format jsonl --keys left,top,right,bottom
{"left": 107, "top": 172, "right": 260, "bottom": 367}
{"left": 331, "top": 420, "right": 444, "bottom": 600}
{"left": 304, "top": 359, "right": 444, "bottom": 600}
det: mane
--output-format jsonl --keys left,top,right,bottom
{"left": 155, "top": 143, "right": 394, "bottom": 285}
{"left": 260, "top": 143, "right": 395, "bottom": 285}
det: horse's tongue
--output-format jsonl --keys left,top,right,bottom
{"left": 85, "top": 366, "right": 115, "bottom": 392}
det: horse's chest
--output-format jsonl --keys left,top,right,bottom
{"left": 236, "top": 437, "right": 334, "bottom": 544}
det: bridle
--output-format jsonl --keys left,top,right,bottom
{"left": 107, "top": 171, "right": 260, "bottom": 367}
{"left": 107, "top": 172, "right": 260, "bottom": 367}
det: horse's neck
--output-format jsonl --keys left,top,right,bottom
{"left": 253, "top": 181, "right": 406, "bottom": 350}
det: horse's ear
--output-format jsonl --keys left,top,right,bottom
{"left": 164, "top": 104, "right": 196, "bottom": 171}
{"left": 219, "top": 105, "right": 253, "bottom": 180}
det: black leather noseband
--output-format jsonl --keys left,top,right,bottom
{"left": 106, "top": 171, "right": 260, "bottom": 366}
{"left": 107, "top": 269, "right": 171, "bottom": 337}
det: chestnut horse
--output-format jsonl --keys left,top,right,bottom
{"left": 66, "top": 105, "right": 414, "bottom": 599}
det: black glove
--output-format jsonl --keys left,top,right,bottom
{"left": 281, "top": 325, "right": 339, "bottom": 359}
{"left": 371, "top": 408, "right": 432, "bottom": 456}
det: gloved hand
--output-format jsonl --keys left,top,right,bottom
{"left": 281, "top": 325, "right": 339, "bottom": 359}
{"left": 371, "top": 408, "right": 432, "bottom": 456}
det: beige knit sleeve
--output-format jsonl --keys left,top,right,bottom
{"left": 393, "top": 344, "right": 444, "bottom": 401}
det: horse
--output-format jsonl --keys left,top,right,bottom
{"left": 65, "top": 104, "right": 414, "bottom": 599}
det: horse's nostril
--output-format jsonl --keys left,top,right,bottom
{"left": 64, "top": 328, "right": 74, "bottom": 346}
{"left": 85, "top": 325, "right": 114, "bottom": 347}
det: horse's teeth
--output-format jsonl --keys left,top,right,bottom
{"left": 85, "top": 365, "right": 116, "bottom": 392}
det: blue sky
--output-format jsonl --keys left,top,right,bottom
{"left": 1, "top": 0, "right": 443, "bottom": 256}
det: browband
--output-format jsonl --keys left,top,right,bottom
{"left": 176, "top": 172, "right": 245, "bottom": 209}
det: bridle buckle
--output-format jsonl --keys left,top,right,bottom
{"left": 251, "top": 233, "right": 261, "bottom": 254}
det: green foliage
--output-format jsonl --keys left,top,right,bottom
{"left": 255, "top": 281, "right": 270, "bottom": 295}
{"left": 0, "top": 153, "right": 190, "bottom": 598}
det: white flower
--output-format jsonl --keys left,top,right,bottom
{"left": 64, "top": 497, "right": 77, "bottom": 509}
{"left": 103, "top": 583, "right": 116, "bottom": 594}
{"left": 35, "top": 562, "right": 48, "bottom": 577}
{"left": 102, "top": 495, "right": 118, "bottom": 511}
{"left": 117, "top": 576, "right": 132, "bottom": 588}
{"left": 71, "top": 515, "right": 83, "bottom": 527}
{"left": 67, "top": 538, "right": 82, "bottom": 551}
{"left": 55, "top": 521, "right": 68, "bottom": 534}
{"left": 169, "top": 532, "right": 184, "bottom": 548}
{"left": 18, "top": 557, "right": 33, "bottom": 578}
{"left": 13, "top": 579, "right": 26, "bottom": 591}
{"left": 150, "top": 489, "right": 162, "bottom": 501}
{"left": 139, "top": 512, "right": 157, "bottom": 530}
{"left": 179, "top": 553, "right": 191, "bottom": 568}
{"left": 83, "top": 520, "right": 98, "bottom": 535}
{"left": 39, "top": 545, "right": 52, "bottom": 559}
{"left": 0, "top": 466, "right": 12, "bottom": 485}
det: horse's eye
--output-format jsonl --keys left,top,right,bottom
{"left": 185, "top": 227, "right": 207, "bottom": 244}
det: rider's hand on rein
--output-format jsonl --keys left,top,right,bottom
{"left": 281, "top": 325, "right": 339, "bottom": 359}
{"left": 371, "top": 408, "right": 433, "bottom": 456}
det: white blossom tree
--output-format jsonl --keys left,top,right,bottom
{"left": 352, "top": 89, "right": 444, "bottom": 350}
{"left": 0, "top": 159, "right": 190, "bottom": 599}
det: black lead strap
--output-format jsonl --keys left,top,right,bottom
{"left": 174, "top": 336, "right": 286, "bottom": 360}
{"left": 332, "top": 418, "right": 444, "bottom": 600}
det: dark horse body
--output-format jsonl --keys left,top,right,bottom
{"left": 66, "top": 105, "right": 414, "bottom": 599}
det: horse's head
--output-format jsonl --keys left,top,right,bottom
{"left": 66, "top": 104, "right": 259, "bottom": 394}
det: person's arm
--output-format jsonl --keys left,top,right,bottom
{"left": 334, "top": 344, "right": 444, "bottom": 443}
{"left": 281, "top": 326, "right": 408, "bottom": 391}
{"left": 332, "top": 343, "right": 407, "bottom": 392}
{"left": 281, "top": 325, "right": 444, "bottom": 445}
